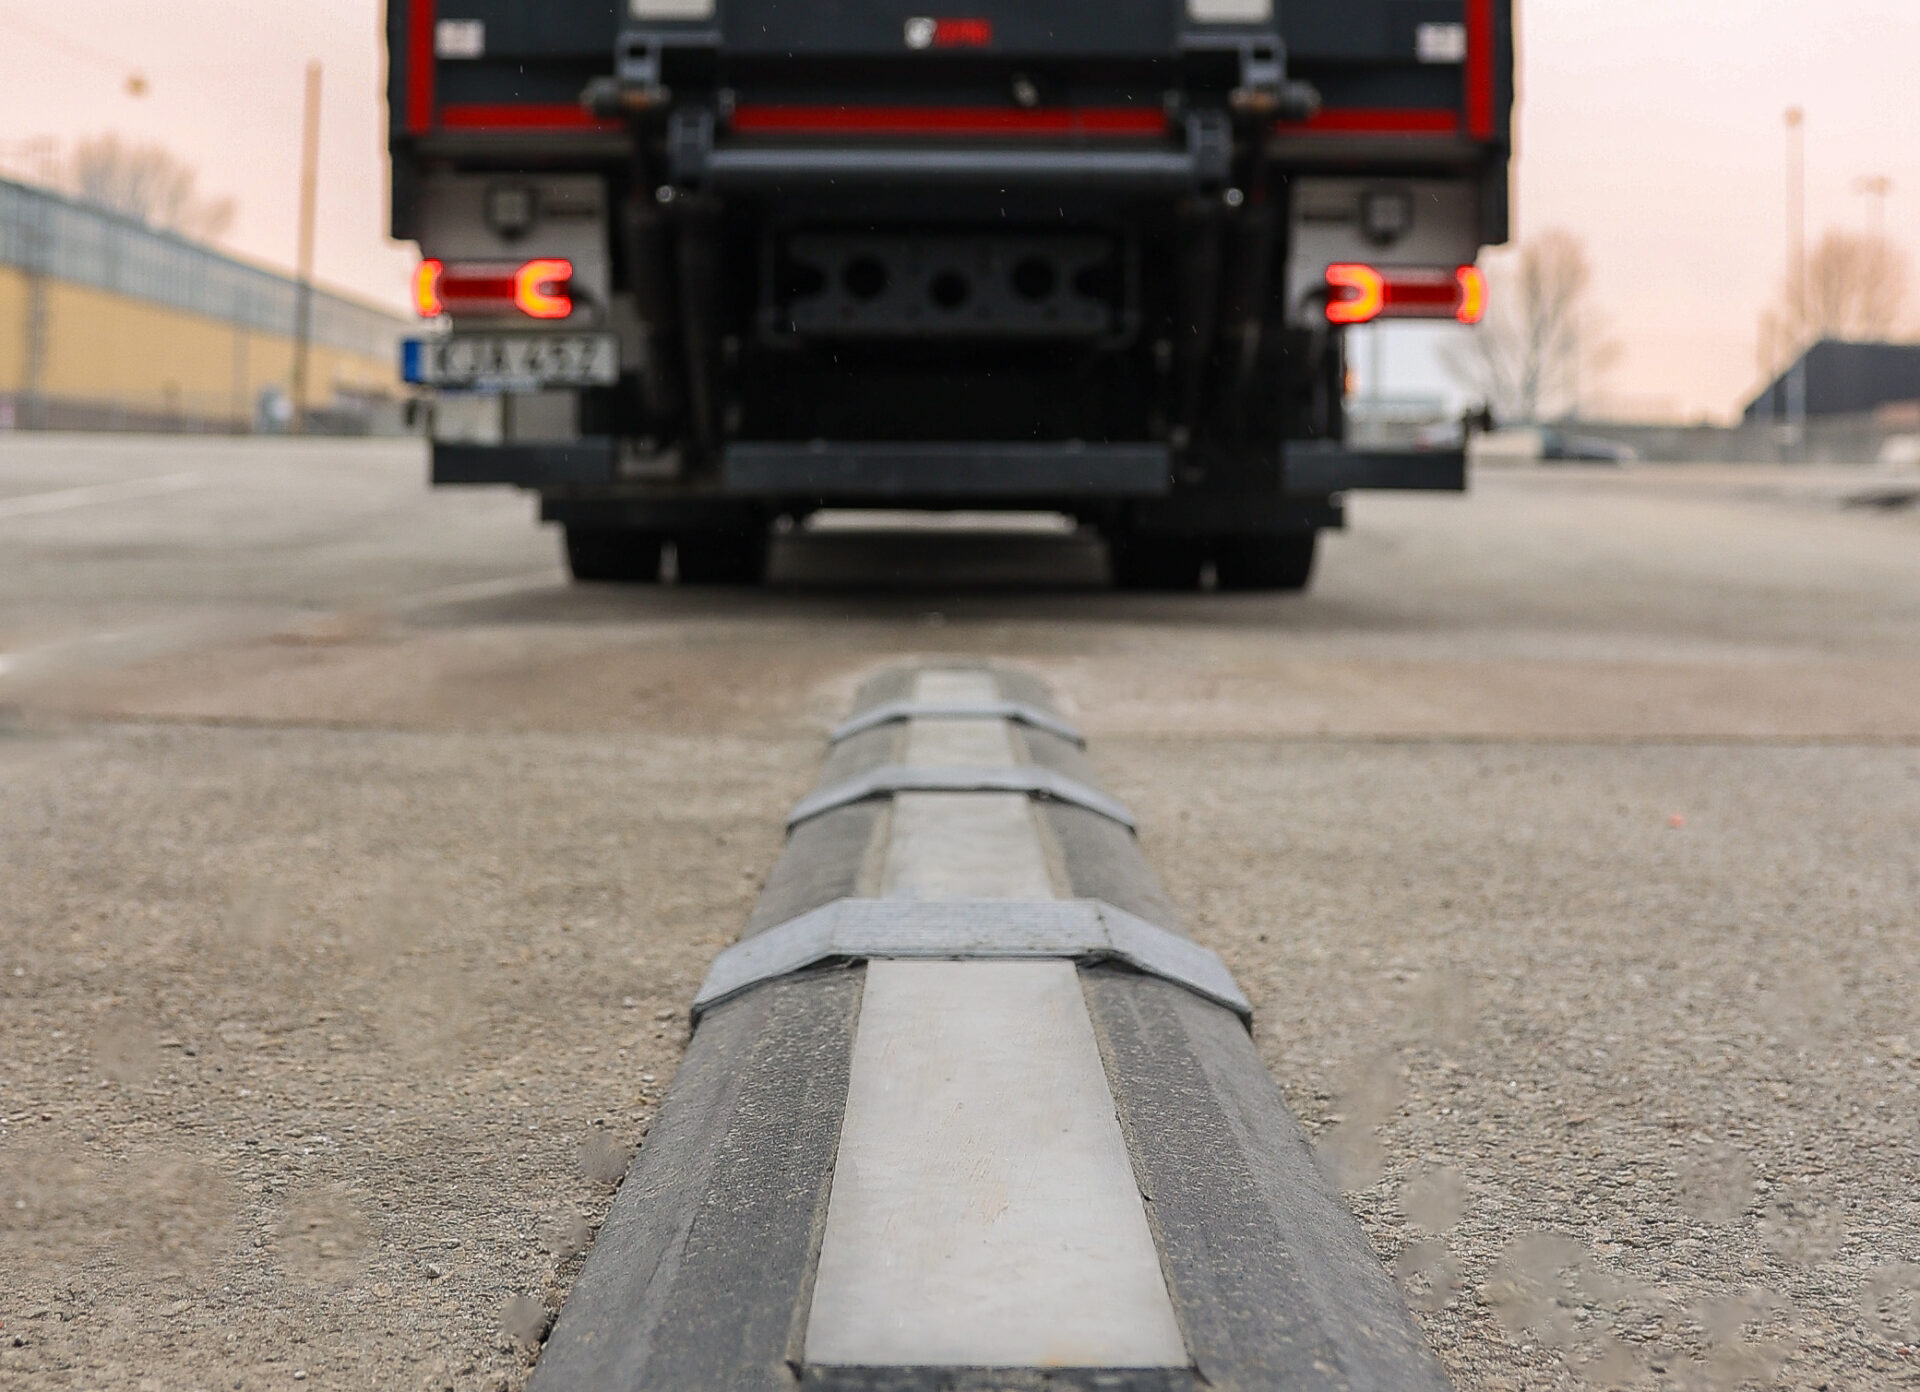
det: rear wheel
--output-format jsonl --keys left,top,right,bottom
{"left": 675, "top": 527, "right": 770, "bottom": 586}
{"left": 564, "top": 526, "right": 664, "bottom": 583}
{"left": 1212, "top": 532, "right": 1318, "bottom": 592}
{"left": 1107, "top": 531, "right": 1206, "bottom": 591}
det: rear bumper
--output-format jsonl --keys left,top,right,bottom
{"left": 433, "top": 439, "right": 1465, "bottom": 509}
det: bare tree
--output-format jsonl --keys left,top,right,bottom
{"left": 1758, "top": 228, "right": 1912, "bottom": 375}
{"left": 0, "top": 136, "right": 64, "bottom": 187}
{"left": 1443, "top": 228, "right": 1617, "bottom": 424}
{"left": 64, "top": 133, "right": 237, "bottom": 242}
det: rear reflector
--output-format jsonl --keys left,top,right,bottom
{"left": 1325, "top": 263, "right": 1487, "bottom": 325}
{"left": 411, "top": 259, "right": 576, "bottom": 321}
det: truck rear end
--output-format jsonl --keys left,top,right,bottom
{"left": 389, "top": 0, "right": 1512, "bottom": 587}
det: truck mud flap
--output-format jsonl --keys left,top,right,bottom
{"left": 724, "top": 442, "right": 1172, "bottom": 500}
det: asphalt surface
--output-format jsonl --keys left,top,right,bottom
{"left": 2, "top": 435, "right": 1917, "bottom": 1391}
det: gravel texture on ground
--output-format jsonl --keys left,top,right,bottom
{"left": 4, "top": 439, "right": 1919, "bottom": 1390}
{"left": 1109, "top": 738, "right": 1920, "bottom": 1390}
{"left": 1, "top": 722, "right": 814, "bottom": 1391}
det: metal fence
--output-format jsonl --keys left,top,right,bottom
{"left": 0, "top": 176, "right": 404, "bottom": 359}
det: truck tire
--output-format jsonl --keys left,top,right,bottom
{"left": 1213, "top": 532, "right": 1318, "bottom": 592}
{"left": 675, "top": 528, "right": 770, "bottom": 586}
{"left": 565, "top": 526, "right": 665, "bottom": 583}
{"left": 1107, "top": 531, "right": 1206, "bottom": 592}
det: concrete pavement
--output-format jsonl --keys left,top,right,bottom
{"left": 2, "top": 435, "right": 1916, "bottom": 1389}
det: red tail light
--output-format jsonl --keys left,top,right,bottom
{"left": 411, "top": 259, "right": 576, "bottom": 320}
{"left": 413, "top": 259, "right": 445, "bottom": 318}
{"left": 512, "top": 259, "right": 575, "bottom": 319}
{"left": 1325, "top": 264, "right": 1487, "bottom": 325}
{"left": 1325, "top": 264, "right": 1385, "bottom": 325}
{"left": 1455, "top": 266, "right": 1488, "bottom": 324}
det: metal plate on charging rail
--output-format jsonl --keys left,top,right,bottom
{"left": 788, "top": 764, "right": 1136, "bottom": 831}
{"left": 693, "top": 897, "right": 1253, "bottom": 1021}
{"left": 831, "top": 699, "right": 1085, "bottom": 747}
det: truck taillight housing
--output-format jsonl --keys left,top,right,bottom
{"left": 413, "top": 260, "right": 445, "bottom": 318}
{"left": 512, "top": 260, "right": 575, "bottom": 319}
{"left": 1325, "top": 264, "right": 1487, "bottom": 326}
{"left": 411, "top": 259, "right": 576, "bottom": 320}
{"left": 1454, "top": 266, "right": 1487, "bottom": 324}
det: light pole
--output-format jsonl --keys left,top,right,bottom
{"left": 1782, "top": 107, "right": 1807, "bottom": 459}
{"left": 290, "top": 61, "right": 323, "bottom": 434}
{"left": 1784, "top": 107, "right": 1805, "bottom": 339}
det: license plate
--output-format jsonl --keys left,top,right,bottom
{"left": 403, "top": 334, "right": 620, "bottom": 388}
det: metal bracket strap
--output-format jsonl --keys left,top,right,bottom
{"left": 830, "top": 699, "right": 1085, "bottom": 747}
{"left": 693, "top": 898, "right": 1252, "bottom": 1022}
{"left": 787, "top": 765, "right": 1134, "bottom": 831}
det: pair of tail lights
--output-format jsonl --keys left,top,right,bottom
{"left": 1325, "top": 264, "right": 1487, "bottom": 325}
{"left": 414, "top": 255, "right": 1476, "bottom": 327}
{"left": 413, "top": 259, "right": 575, "bottom": 320}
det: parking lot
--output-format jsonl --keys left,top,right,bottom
{"left": 3, "top": 435, "right": 1918, "bottom": 1390}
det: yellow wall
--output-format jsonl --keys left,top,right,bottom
{"left": 0, "top": 265, "right": 27, "bottom": 391}
{"left": 1, "top": 266, "right": 398, "bottom": 418}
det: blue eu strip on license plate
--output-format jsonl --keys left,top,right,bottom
{"left": 401, "top": 340, "right": 427, "bottom": 385}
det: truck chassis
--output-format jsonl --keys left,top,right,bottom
{"left": 389, "top": 0, "right": 1513, "bottom": 589}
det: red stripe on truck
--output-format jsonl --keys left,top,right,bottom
{"left": 728, "top": 105, "right": 1168, "bottom": 137}
{"left": 1273, "top": 108, "right": 1461, "bottom": 136}
{"left": 407, "top": 0, "right": 436, "bottom": 134}
{"left": 1465, "top": 0, "right": 1496, "bottom": 140}
{"left": 439, "top": 104, "right": 624, "bottom": 132}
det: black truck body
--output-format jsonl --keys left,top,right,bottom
{"left": 388, "top": 0, "right": 1513, "bottom": 586}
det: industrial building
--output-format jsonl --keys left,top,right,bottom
{"left": 0, "top": 176, "right": 409, "bottom": 433}
{"left": 1746, "top": 339, "right": 1920, "bottom": 423}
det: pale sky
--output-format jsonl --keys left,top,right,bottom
{"left": 1, "top": 0, "right": 1916, "bottom": 420}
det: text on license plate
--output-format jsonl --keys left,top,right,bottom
{"left": 403, "top": 335, "right": 620, "bottom": 387}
